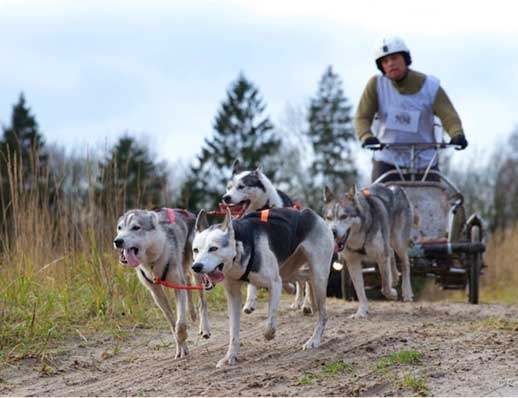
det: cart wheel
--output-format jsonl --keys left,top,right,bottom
{"left": 468, "top": 225, "right": 481, "bottom": 304}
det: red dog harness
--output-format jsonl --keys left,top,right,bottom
{"left": 141, "top": 208, "right": 203, "bottom": 290}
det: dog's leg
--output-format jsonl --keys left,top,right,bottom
{"left": 301, "top": 281, "right": 313, "bottom": 315}
{"left": 290, "top": 281, "right": 304, "bottom": 310}
{"left": 396, "top": 249, "right": 414, "bottom": 302}
{"left": 173, "top": 289, "right": 190, "bottom": 358}
{"left": 243, "top": 283, "right": 258, "bottom": 314}
{"left": 390, "top": 253, "right": 401, "bottom": 288}
{"left": 302, "top": 260, "right": 328, "bottom": 350}
{"left": 194, "top": 274, "right": 211, "bottom": 338}
{"left": 138, "top": 272, "right": 188, "bottom": 358}
{"left": 346, "top": 258, "right": 370, "bottom": 318}
{"left": 264, "top": 275, "right": 282, "bottom": 341}
{"left": 217, "top": 280, "right": 242, "bottom": 368}
{"left": 378, "top": 250, "right": 398, "bottom": 301}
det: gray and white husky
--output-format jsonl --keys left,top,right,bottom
{"left": 192, "top": 207, "right": 334, "bottom": 368}
{"left": 113, "top": 208, "right": 211, "bottom": 358}
{"left": 222, "top": 159, "right": 311, "bottom": 314}
{"left": 323, "top": 184, "right": 414, "bottom": 318}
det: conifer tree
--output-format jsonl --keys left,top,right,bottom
{"left": 97, "top": 135, "right": 170, "bottom": 213}
{"left": 306, "top": 66, "right": 358, "bottom": 195}
{"left": 182, "top": 73, "right": 281, "bottom": 210}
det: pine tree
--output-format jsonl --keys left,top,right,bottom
{"left": 0, "top": 93, "right": 48, "bottom": 189}
{"left": 181, "top": 73, "right": 281, "bottom": 211}
{"left": 306, "top": 66, "right": 358, "bottom": 195}
{"left": 97, "top": 135, "right": 170, "bottom": 214}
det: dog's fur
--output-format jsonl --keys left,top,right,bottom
{"left": 113, "top": 208, "right": 211, "bottom": 358}
{"left": 222, "top": 159, "right": 311, "bottom": 314}
{"left": 323, "top": 184, "right": 414, "bottom": 318}
{"left": 192, "top": 207, "right": 334, "bottom": 367}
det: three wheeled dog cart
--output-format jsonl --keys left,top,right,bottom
{"left": 337, "top": 142, "right": 486, "bottom": 304}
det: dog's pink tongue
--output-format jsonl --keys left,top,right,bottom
{"left": 124, "top": 249, "right": 140, "bottom": 267}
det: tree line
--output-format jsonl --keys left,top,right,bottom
{"left": 0, "top": 67, "right": 517, "bottom": 254}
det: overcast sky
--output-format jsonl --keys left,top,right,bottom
{"left": 1, "top": 0, "right": 517, "bottom": 178}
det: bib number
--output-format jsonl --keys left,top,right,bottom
{"left": 385, "top": 108, "right": 420, "bottom": 133}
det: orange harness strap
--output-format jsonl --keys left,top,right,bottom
{"left": 153, "top": 278, "right": 203, "bottom": 290}
{"left": 260, "top": 209, "right": 270, "bottom": 222}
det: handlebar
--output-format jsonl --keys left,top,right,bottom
{"left": 364, "top": 142, "right": 457, "bottom": 151}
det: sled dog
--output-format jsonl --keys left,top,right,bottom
{"left": 323, "top": 184, "right": 414, "bottom": 318}
{"left": 222, "top": 159, "right": 311, "bottom": 314}
{"left": 113, "top": 208, "right": 211, "bottom": 358}
{"left": 192, "top": 207, "right": 334, "bottom": 367}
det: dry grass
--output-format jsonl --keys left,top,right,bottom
{"left": 1, "top": 151, "right": 517, "bottom": 365}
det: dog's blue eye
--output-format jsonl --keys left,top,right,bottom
{"left": 193, "top": 248, "right": 199, "bottom": 254}
{"left": 209, "top": 246, "right": 218, "bottom": 252}
{"left": 237, "top": 184, "right": 244, "bottom": 190}
{"left": 339, "top": 215, "right": 348, "bottom": 220}
{"left": 131, "top": 225, "right": 141, "bottom": 231}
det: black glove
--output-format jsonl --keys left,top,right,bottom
{"left": 362, "top": 136, "right": 380, "bottom": 148}
{"left": 449, "top": 134, "right": 468, "bottom": 150}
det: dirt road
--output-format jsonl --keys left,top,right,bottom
{"left": 1, "top": 296, "right": 518, "bottom": 397}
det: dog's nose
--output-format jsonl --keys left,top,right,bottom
{"left": 222, "top": 195, "right": 231, "bottom": 204}
{"left": 113, "top": 238, "right": 124, "bottom": 248}
{"left": 192, "top": 262, "right": 204, "bottom": 273}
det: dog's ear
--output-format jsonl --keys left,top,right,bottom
{"left": 232, "top": 159, "right": 242, "bottom": 176}
{"left": 346, "top": 184, "right": 357, "bottom": 200}
{"left": 254, "top": 163, "right": 263, "bottom": 174}
{"left": 195, "top": 209, "right": 209, "bottom": 232}
{"left": 221, "top": 207, "right": 234, "bottom": 235}
{"left": 149, "top": 211, "right": 160, "bottom": 229}
{"left": 323, "top": 185, "right": 335, "bottom": 203}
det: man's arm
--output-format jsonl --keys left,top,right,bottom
{"left": 433, "top": 87, "right": 464, "bottom": 138}
{"left": 354, "top": 75, "right": 378, "bottom": 143}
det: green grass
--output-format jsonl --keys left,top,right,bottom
{"left": 374, "top": 349, "right": 424, "bottom": 372}
{"left": 0, "top": 248, "right": 230, "bottom": 365}
{"left": 373, "top": 349, "right": 428, "bottom": 395}
{"left": 479, "top": 317, "right": 518, "bottom": 331}
{"left": 296, "top": 359, "right": 354, "bottom": 386}
{"left": 399, "top": 372, "right": 430, "bottom": 396}
{"left": 322, "top": 359, "right": 353, "bottom": 376}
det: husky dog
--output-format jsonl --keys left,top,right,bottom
{"left": 113, "top": 208, "right": 211, "bottom": 358}
{"left": 222, "top": 159, "right": 311, "bottom": 314}
{"left": 323, "top": 184, "right": 414, "bottom": 318}
{"left": 192, "top": 207, "right": 334, "bottom": 367}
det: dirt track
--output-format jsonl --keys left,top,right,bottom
{"left": 1, "top": 296, "right": 518, "bottom": 397}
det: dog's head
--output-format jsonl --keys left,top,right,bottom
{"left": 191, "top": 208, "right": 237, "bottom": 290}
{"left": 323, "top": 185, "right": 363, "bottom": 253}
{"left": 113, "top": 209, "right": 166, "bottom": 267}
{"left": 222, "top": 159, "right": 270, "bottom": 216}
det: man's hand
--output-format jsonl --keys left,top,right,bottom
{"left": 362, "top": 136, "right": 381, "bottom": 148}
{"left": 449, "top": 134, "right": 468, "bottom": 150}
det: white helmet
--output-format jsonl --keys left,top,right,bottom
{"left": 374, "top": 36, "right": 412, "bottom": 72}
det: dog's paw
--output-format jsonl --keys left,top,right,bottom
{"left": 382, "top": 287, "right": 398, "bottom": 300}
{"left": 216, "top": 355, "right": 237, "bottom": 368}
{"left": 263, "top": 326, "right": 276, "bottom": 341}
{"left": 302, "top": 338, "right": 320, "bottom": 350}
{"left": 302, "top": 305, "right": 313, "bottom": 316}
{"left": 175, "top": 344, "right": 189, "bottom": 359}
{"left": 243, "top": 306, "right": 255, "bottom": 314}
{"left": 349, "top": 310, "right": 368, "bottom": 319}
{"left": 402, "top": 295, "right": 414, "bottom": 302}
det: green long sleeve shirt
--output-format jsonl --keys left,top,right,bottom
{"left": 354, "top": 69, "right": 464, "bottom": 143}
